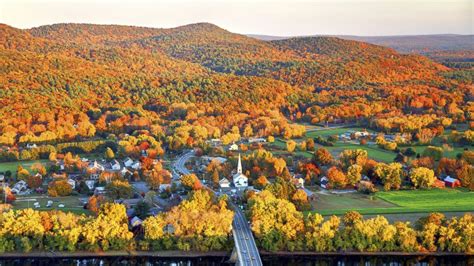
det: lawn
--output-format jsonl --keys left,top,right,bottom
{"left": 402, "top": 145, "right": 468, "bottom": 159}
{"left": 306, "top": 127, "right": 374, "bottom": 138}
{"left": 0, "top": 159, "right": 50, "bottom": 177}
{"left": 376, "top": 189, "right": 474, "bottom": 212}
{"left": 309, "top": 188, "right": 474, "bottom": 216}
{"left": 13, "top": 195, "right": 91, "bottom": 215}
{"left": 327, "top": 142, "right": 396, "bottom": 162}
{"left": 312, "top": 192, "right": 396, "bottom": 215}
{"left": 271, "top": 138, "right": 396, "bottom": 162}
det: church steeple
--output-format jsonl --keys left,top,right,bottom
{"left": 237, "top": 154, "right": 242, "bottom": 174}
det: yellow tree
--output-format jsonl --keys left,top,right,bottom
{"left": 286, "top": 140, "right": 297, "bottom": 153}
{"left": 346, "top": 164, "right": 362, "bottom": 186}
{"left": 374, "top": 163, "right": 403, "bottom": 190}
{"left": 409, "top": 167, "right": 436, "bottom": 188}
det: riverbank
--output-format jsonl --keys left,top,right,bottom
{"left": 0, "top": 250, "right": 229, "bottom": 258}
{"left": 261, "top": 251, "right": 472, "bottom": 256}
{"left": 1, "top": 250, "right": 471, "bottom": 258}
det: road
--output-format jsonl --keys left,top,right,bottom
{"left": 231, "top": 204, "right": 263, "bottom": 266}
{"left": 172, "top": 150, "right": 262, "bottom": 266}
{"left": 173, "top": 150, "right": 194, "bottom": 176}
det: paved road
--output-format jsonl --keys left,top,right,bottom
{"left": 172, "top": 150, "right": 262, "bottom": 266}
{"left": 232, "top": 204, "right": 263, "bottom": 266}
{"left": 173, "top": 150, "right": 194, "bottom": 176}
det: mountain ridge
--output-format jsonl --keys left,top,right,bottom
{"left": 0, "top": 22, "right": 470, "bottom": 147}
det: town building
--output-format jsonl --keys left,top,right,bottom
{"left": 229, "top": 143, "right": 239, "bottom": 151}
{"left": 444, "top": 176, "right": 461, "bottom": 188}
{"left": 219, "top": 178, "right": 231, "bottom": 188}
{"left": 232, "top": 154, "right": 248, "bottom": 188}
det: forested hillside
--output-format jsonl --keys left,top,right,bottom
{"left": 0, "top": 23, "right": 472, "bottom": 147}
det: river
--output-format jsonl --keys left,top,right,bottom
{"left": 0, "top": 255, "right": 472, "bottom": 265}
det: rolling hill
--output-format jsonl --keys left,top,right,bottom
{"left": 248, "top": 33, "right": 474, "bottom": 53}
{"left": 0, "top": 23, "right": 472, "bottom": 146}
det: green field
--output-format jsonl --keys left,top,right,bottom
{"left": 271, "top": 138, "right": 396, "bottom": 162}
{"left": 13, "top": 195, "right": 91, "bottom": 215}
{"left": 403, "top": 145, "right": 468, "bottom": 159}
{"left": 310, "top": 188, "right": 474, "bottom": 216}
{"left": 327, "top": 142, "right": 396, "bottom": 162}
{"left": 312, "top": 192, "right": 396, "bottom": 215}
{"left": 305, "top": 127, "right": 374, "bottom": 138}
{"left": 0, "top": 159, "right": 50, "bottom": 178}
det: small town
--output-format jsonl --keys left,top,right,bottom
{"left": 0, "top": 0, "right": 472, "bottom": 264}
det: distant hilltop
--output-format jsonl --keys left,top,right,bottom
{"left": 247, "top": 33, "right": 474, "bottom": 54}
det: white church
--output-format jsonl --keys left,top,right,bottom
{"left": 232, "top": 154, "right": 248, "bottom": 188}
{"left": 219, "top": 154, "right": 248, "bottom": 189}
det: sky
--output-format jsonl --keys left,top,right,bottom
{"left": 1, "top": 0, "right": 472, "bottom": 36}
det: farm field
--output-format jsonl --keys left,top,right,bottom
{"left": 271, "top": 124, "right": 470, "bottom": 163}
{"left": 310, "top": 188, "right": 474, "bottom": 216}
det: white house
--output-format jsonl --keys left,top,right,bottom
{"left": 229, "top": 143, "right": 239, "bottom": 151}
{"left": 26, "top": 143, "right": 37, "bottom": 149}
{"left": 123, "top": 157, "right": 134, "bottom": 168}
{"left": 88, "top": 160, "right": 105, "bottom": 172}
{"left": 291, "top": 176, "right": 305, "bottom": 188}
{"left": 11, "top": 180, "right": 27, "bottom": 194}
{"left": 131, "top": 161, "right": 141, "bottom": 170}
{"left": 219, "top": 178, "right": 231, "bottom": 188}
{"left": 354, "top": 131, "right": 370, "bottom": 138}
{"left": 232, "top": 154, "right": 248, "bottom": 188}
{"left": 121, "top": 168, "right": 133, "bottom": 177}
{"left": 130, "top": 216, "right": 143, "bottom": 227}
{"left": 110, "top": 160, "right": 121, "bottom": 171}
{"left": 94, "top": 187, "right": 106, "bottom": 195}
{"left": 320, "top": 176, "right": 329, "bottom": 189}
{"left": 248, "top": 138, "right": 266, "bottom": 143}
{"left": 85, "top": 180, "right": 96, "bottom": 190}
{"left": 67, "top": 178, "right": 76, "bottom": 189}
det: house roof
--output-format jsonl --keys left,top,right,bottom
{"left": 219, "top": 178, "right": 230, "bottom": 184}
{"left": 444, "top": 176, "right": 458, "bottom": 183}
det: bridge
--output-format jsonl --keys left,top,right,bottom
{"left": 173, "top": 150, "right": 263, "bottom": 265}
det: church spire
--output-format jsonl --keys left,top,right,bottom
{"left": 237, "top": 153, "right": 242, "bottom": 174}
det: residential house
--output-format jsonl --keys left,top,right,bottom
{"left": 85, "top": 180, "right": 96, "bottom": 190}
{"left": 320, "top": 176, "right": 329, "bottom": 189}
{"left": 67, "top": 178, "right": 76, "bottom": 189}
{"left": 108, "top": 160, "right": 121, "bottom": 171}
{"left": 26, "top": 143, "right": 37, "bottom": 149}
{"left": 229, "top": 143, "right": 239, "bottom": 151}
{"left": 94, "top": 186, "right": 106, "bottom": 195}
{"left": 219, "top": 178, "right": 231, "bottom": 188}
{"left": 131, "top": 161, "right": 141, "bottom": 170}
{"left": 11, "top": 180, "right": 27, "bottom": 194}
{"left": 248, "top": 137, "right": 266, "bottom": 144}
{"left": 123, "top": 157, "right": 134, "bottom": 168}
{"left": 444, "top": 176, "right": 461, "bottom": 188}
